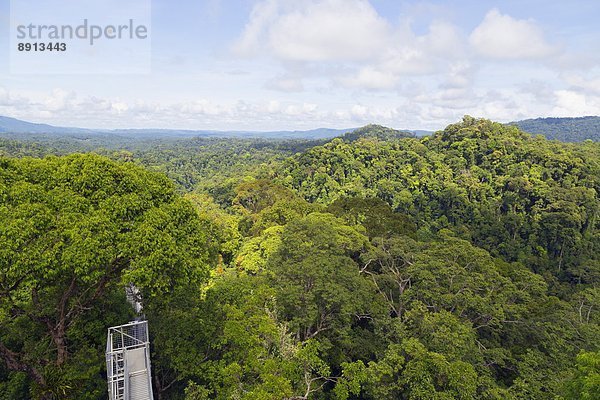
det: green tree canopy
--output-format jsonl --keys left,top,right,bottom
{"left": 0, "top": 154, "right": 212, "bottom": 398}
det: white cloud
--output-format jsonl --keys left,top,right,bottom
{"left": 266, "top": 100, "right": 281, "bottom": 113}
{"left": 179, "top": 99, "right": 228, "bottom": 116}
{"left": 2, "top": 2, "right": 597, "bottom": 134}
{"left": 351, "top": 104, "right": 368, "bottom": 118}
{"left": 0, "top": 88, "right": 8, "bottom": 105}
{"left": 111, "top": 102, "right": 129, "bottom": 114}
{"left": 469, "top": 9, "right": 558, "bottom": 59}
{"left": 518, "top": 80, "right": 556, "bottom": 103}
{"left": 378, "top": 21, "right": 465, "bottom": 74}
{"left": 0, "top": 88, "right": 329, "bottom": 130}
{"left": 423, "top": 21, "right": 466, "bottom": 59}
{"left": 41, "top": 89, "right": 77, "bottom": 112}
{"left": 564, "top": 73, "right": 600, "bottom": 95}
{"left": 232, "top": 0, "right": 279, "bottom": 57}
{"left": 280, "top": 102, "right": 318, "bottom": 116}
{"left": 234, "top": 0, "right": 390, "bottom": 62}
{"left": 336, "top": 22, "right": 466, "bottom": 90}
{"left": 267, "top": 0, "right": 390, "bottom": 62}
{"left": 0, "top": 88, "right": 27, "bottom": 107}
{"left": 232, "top": 0, "right": 470, "bottom": 92}
{"left": 337, "top": 67, "right": 399, "bottom": 90}
{"left": 441, "top": 62, "right": 476, "bottom": 89}
{"left": 552, "top": 90, "right": 600, "bottom": 116}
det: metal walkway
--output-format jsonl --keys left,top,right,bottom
{"left": 106, "top": 320, "right": 153, "bottom": 400}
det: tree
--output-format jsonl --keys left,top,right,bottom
{"left": 267, "top": 213, "right": 373, "bottom": 342}
{"left": 564, "top": 350, "right": 600, "bottom": 400}
{"left": 160, "top": 274, "right": 334, "bottom": 400}
{"left": 0, "top": 154, "right": 212, "bottom": 398}
{"left": 327, "top": 196, "right": 415, "bottom": 238}
{"left": 335, "top": 338, "right": 478, "bottom": 400}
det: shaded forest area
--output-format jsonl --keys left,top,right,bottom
{"left": 0, "top": 117, "right": 599, "bottom": 399}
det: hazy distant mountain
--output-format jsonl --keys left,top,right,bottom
{"left": 511, "top": 116, "right": 600, "bottom": 142}
{"left": 0, "top": 115, "right": 438, "bottom": 141}
{"left": 0, "top": 115, "right": 357, "bottom": 140}
{"left": 0, "top": 116, "right": 95, "bottom": 135}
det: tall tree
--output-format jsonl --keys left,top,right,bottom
{"left": 0, "top": 154, "right": 212, "bottom": 399}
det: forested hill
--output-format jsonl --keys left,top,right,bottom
{"left": 0, "top": 117, "right": 599, "bottom": 399}
{"left": 341, "top": 124, "right": 415, "bottom": 142}
{"left": 512, "top": 116, "right": 600, "bottom": 142}
{"left": 278, "top": 116, "right": 599, "bottom": 279}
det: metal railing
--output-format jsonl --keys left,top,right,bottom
{"left": 106, "top": 320, "right": 153, "bottom": 400}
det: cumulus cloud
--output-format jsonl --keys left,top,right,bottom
{"left": 267, "top": 0, "right": 390, "bottom": 62}
{"left": 552, "top": 90, "right": 600, "bottom": 116}
{"left": 234, "top": 0, "right": 390, "bottom": 62}
{"left": 469, "top": 9, "right": 558, "bottom": 59}
{"left": 232, "top": 0, "right": 280, "bottom": 57}
{"left": 337, "top": 67, "right": 399, "bottom": 90}
{"left": 41, "top": 89, "right": 78, "bottom": 112}
{"left": 518, "top": 80, "right": 557, "bottom": 104}
{"left": 382, "top": 21, "right": 465, "bottom": 73}
{"left": 283, "top": 102, "right": 318, "bottom": 116}
{"left": 0, "top": 88, "right": 327, "bottom": 129}
{"left": 233, "top": 0, "right": 470, "bottom": 91}
{"left": 0, "top": 87, "right": 424, "bottom": 129}
{"left": 6, "top": 80, "right": 597, "bottom": 132}
{"left": 564, "top": 73, "right": 600, "bottom": 95}
{"left": 0, "top": 87, "right": 29, "bottom": 107}
{"left": 2, "top": 2, "right": 595, "bottom": 135}
{"left": 441, "top": 62, "right": 476, "bottom": 89}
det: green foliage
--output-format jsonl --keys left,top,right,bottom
{"left": 0, "top": 154, "right": 212, "bottom": 398}
{"left": 279, "top": 117, "right": 600, "bottom": 286}
{"left": 369, "top": 338, "right": 478, "bottom": 400}
{"left": 1, "top": 119, "right": 598, "bottom": 400}
{"left": 132, "top": 137, "right": 324, "bottom": 197}
{"left": 185, "top": 193, "right": 242, "bottom": 266}
{"left": 327, "top": 196, "right": 416, "bottom": 238}
{"left": 513, "top": 116, "right": 600, "bottom": 142}
{"left": 267, "top": 213, "right": 372, "bottom": 341}
{"left": 564, "top": 350, "right": 600, "bottom": 399}
{"left": 235, "top": 225, "right": 284, "bottom": 273}
{"left": 341, "top": 124, "right": 414, "bottom": 142}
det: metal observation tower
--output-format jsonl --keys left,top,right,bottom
{"left": 106, "top": 285, "right": 153, "bottom": 400}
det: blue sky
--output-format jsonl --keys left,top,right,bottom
{"left": 1, "top": 0, "right": 599, "bottom": 130}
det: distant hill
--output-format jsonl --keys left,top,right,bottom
{"left": 0, "top": 115, "right": 94, "bottom": 135}
{"left": 11, "top": 114, "right": 600, "bottom": 143}
{"left": 0, "top": 115, "right": 356, "bottom": 140}
{"left": 342, "top": 124, "right": 414, "bottom": 142}
{"left": 511, "top": 116, "right": 600, "bottom": 142}
{"left": 0, "top": 115, "right": 435, "bottom": 142}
